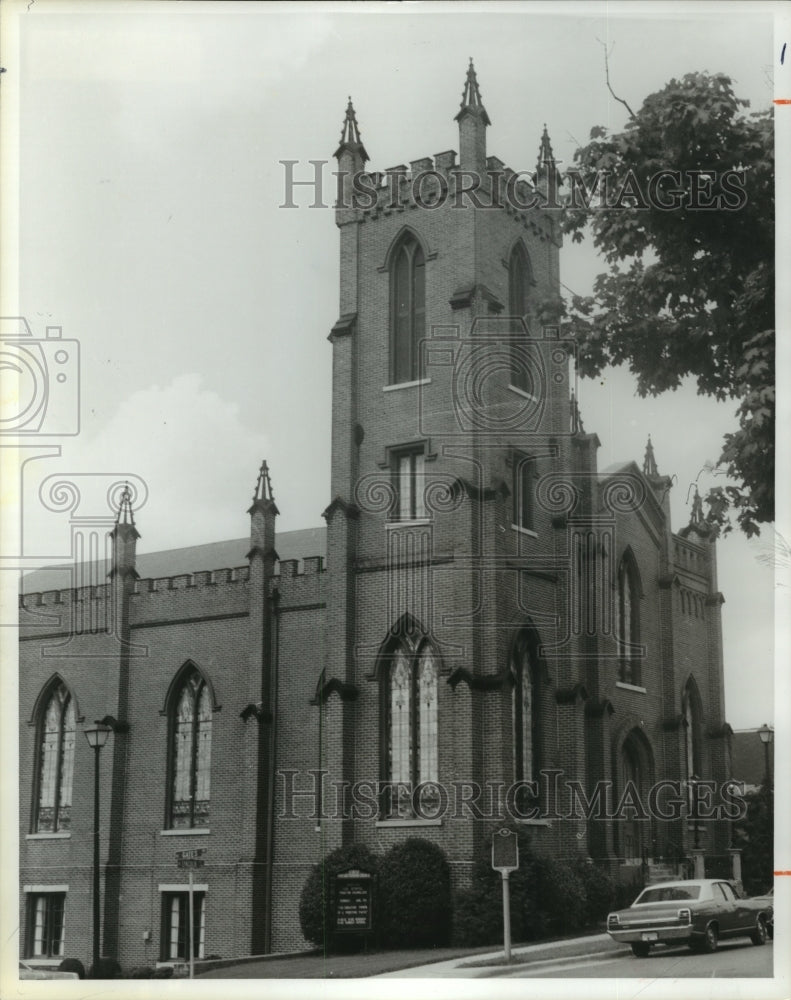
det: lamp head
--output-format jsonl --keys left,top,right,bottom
{"left": 84, "top": 722, "right": 111, "bottom": 749}
{"left": 757, "top": 723, "right": 774, "bottom": 746}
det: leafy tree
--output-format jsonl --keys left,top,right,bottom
{"left": 562, "top": 71, "right": 774, "bottom": 536}
{"left": 733, "top": 784, "right": 774, "bottom": 896}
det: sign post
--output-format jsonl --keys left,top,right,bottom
{"left": 491, "top": 829, "right": 519, "bottom": 962}
{"left": 188, "top": 867, "right": 194, "bottom": 981}
{"left": 176, "top": 849, "right": 206, "bottom": 979}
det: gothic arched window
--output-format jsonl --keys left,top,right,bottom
{"left": 168, "top": 668, "right": 213, "bottom": 829}
{"left": 508, "top": 243, "right": 532, "bottom": 391}
{"left": 390, "top": 233, "right": 426, "bottom": 384}
{"left": 683, "top": 679, "right": 703, "bottom": 781}
{"left": 511, "top": 630, "right": 541, "bottom": 792}
{"left": 33, "top": 682, "right": 76, "bottom": 833}
{"left": 382, "top": 634, "right": 438, "bottom": 817}
{"left": 616, "top": 553, "right": 641, "bottom": 685}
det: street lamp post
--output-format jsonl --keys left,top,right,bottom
{"left": 689, "top": 774, "right": 700, "bottom": 851}
{"left": 757, "top": 723, "right": 773, "bottom": 787}
{"left": 84, "top": 724, "right": 111, "bottom": 974}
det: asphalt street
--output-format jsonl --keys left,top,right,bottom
{"left": 495, "top": 939, "right": 773, "bottom": 979}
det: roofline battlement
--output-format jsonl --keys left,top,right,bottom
{"left": 338, "top": 153, "right": 561, "bottom": 243}
{"left": 19, "top": 552, "right": 327, "bottom": 609}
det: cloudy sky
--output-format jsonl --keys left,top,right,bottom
{"left": 3, "top": 0, "right": 786, "bottom": 733}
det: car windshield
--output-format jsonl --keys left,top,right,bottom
{"left": 636, "top": 885, "right": 701, "bottom": 903}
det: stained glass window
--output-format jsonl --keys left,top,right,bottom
{"left": 512, "top": 635, "right": 538, "bottom": 787}
{"left": 35, "top": 684, "right": 75, "bottom": 833}
{"left": 617, "top": 556, "right": 641, "bottom": 684}
{"left": 384, "top": 636, "right": 439, "bottom": 817}
{"left": 508, "top": 243, "right": 532, "bottom": 389}
{"left": 170, "top": 669, "right": 212, "bottom": 828}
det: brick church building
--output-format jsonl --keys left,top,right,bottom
{"left": 19, "top": 63, "right": 734, "bottom": 970}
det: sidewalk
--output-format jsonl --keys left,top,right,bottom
{"left": 197, "top": 931, "right": 626, "bottom": 979}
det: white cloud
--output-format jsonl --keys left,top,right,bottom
{"left": 22, "top": 374, "right": 268, "bottom": 557}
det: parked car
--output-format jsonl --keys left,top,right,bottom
{"left": 750, "top": 887, "right": 774, "bottom": 939}
{"left": 606, "top": 878, "right": 773, "bottom": 957}
{"left": 19, "top": 960, "right": 79, "bottom": 980}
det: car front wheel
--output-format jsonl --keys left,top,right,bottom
{"left": 750, "top": 916, "right": 767, "bottom": 946}
{"left": 631, "top": 943, "right": 651, "bottom": 958}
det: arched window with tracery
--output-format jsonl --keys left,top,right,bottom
{"left": 616, "top": 552, "right": 641, "bottom": 685}
{"left": 683, "top": 678, "right": 703, "bottom": 781}
{"left": 168, "top": 667, "right": 213, "bottom": 829}
{"left": 381, "top": 630, "right": 438, "bottom": 817}
{"left": 33, "top": 681, "right": 76, "bottom": 833}
{"left": 508, "top": 242, "right": 533, "bottom": 390}
{"left": 390, "top": 232, "right": 426, "bottom": 384}
{"left": 511, "top": 630, "right": 541, "bottom": 795}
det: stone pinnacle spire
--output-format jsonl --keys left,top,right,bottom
{"left": 334, "top": 97, "right": 369, "bottom": 162}
{"left": 115, "top": 483, "right": 136, "bottom": 527}
{"left": 536, "top": 123, "right": 556, "bottom": 170}
{"left": 643, "top": 435, "right": 659, "bottom": 478}
{"left": 454, "top": 57, "right": 491, "bottom": 126}
{"left": 252, "top": 460, "right": 275, "bottom": 504}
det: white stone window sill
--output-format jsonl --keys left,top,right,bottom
{"left": 160, "top": 827, "right": 211, "bottom": 836}
{"left": 386, "top": 518, "right": 432, "bottom": 528}
{"left": 26, "top": 832, "right": 71, "bottom": 840}
{"left": 508, "top": 384, "right": 538, "bottom": 402}
{"left": 22, "top": 959, "right": 63, "bottom": 967}
{"left": 515, "top": 818, "right": 553, "bottom": 827}
{"left": 383, "top": 378, "right": 432, "bottom": 392}
{"left": 616, "top": 681, "right": 647, "bottom": 694}
{"left": 511, "top": 524, "right": 538, "bottom": 538}
{"left": 375, "top": 818, "right": 443, "bottom": 828}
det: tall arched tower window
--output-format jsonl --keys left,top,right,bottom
{"left": 510, "top": 630, "right": 541, "bottom": 794}
{"left": 390, "top": 233, "right": 426, "bottom": 384}
{"left": 616, "top": 553, "right": 641, "bottom": 685}
{"left": 381, "top": 632, "right": 438, "bottom": 816}
{"left": 683, "top": 678, "right": 703, "bottom": 780}
{"left": 508, "top": 243, "right": 533, "bottom": 390}
{"left": 33, "top": 681, "right": 76, "bottom": 833}
{"left": 168, "top": 667, "right": 213, "bottom": 829}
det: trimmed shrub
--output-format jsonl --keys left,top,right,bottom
{"left": 88, "top": 957, "right": 122, "bottom": 979}
{"left": 453, "top": 827, "right": 588, "bottom": 946}
{"left": 152, "top": 965, "right": 174, "bottom": 978}
{"left": 571, "top": 859, "right": 617, "bottom": 926}
{"left": 57, "top": 958, "right": 85, "bottom": 979}
{"left": 129, "top": 966, "right": 154, "bottom": 978}
{"left": 519, "top": 854, "right": 587, "bottom": 939}
{"left": 298, "top": 842, "right": 379, "bottom": 952}
{"left": 377, "top": 838, "right": 453, "bottom": 948}
{"left": 612, "top": 870, "right": 645, "bottom": 911}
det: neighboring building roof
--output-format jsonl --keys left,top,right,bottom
{"left": 20, "top": 526, "right": 327, "bottom": 594}
{"left": 731, "top": 728, "right": 774, "bottom": 789}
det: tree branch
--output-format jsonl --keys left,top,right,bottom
{"left": 596, "top": 39, "right": 636, "bottom": 120}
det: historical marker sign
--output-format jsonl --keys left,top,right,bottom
{"left": 491, "top": 828, "right": 519, "bottom": 873}
{"left": 334, "top": 868, "right": 373, "bottom": 932}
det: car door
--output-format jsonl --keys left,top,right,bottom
{"left": 714, "top": 881, "right": 740, "bottom": 934}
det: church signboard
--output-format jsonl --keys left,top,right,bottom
{"left": 334, "top": 868, "right": 373, "bottom": 933}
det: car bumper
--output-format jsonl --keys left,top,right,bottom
{"left": 608, "top": 925, "right": 693, "bottom": 945}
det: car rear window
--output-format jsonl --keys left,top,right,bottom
{"left": 636, "top": 885, "right": 701, "bottom": 903}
